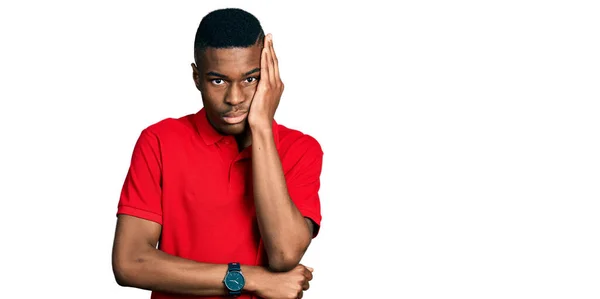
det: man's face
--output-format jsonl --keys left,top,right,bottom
{"left": 192, "top": 44, "right": 262, "bottom": 136}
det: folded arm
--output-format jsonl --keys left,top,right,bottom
{"left": 248, "top": 34, "right": 323, "bottom": 272}
{"left": 251, "top": 128, "right": 319, "bottom": 272}
{"left": 112, "top": 214, "right": 264, "bottom": 296}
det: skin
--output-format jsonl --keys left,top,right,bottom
{"left": 193, "top": 34, "right": 315, "bottom": 271}
{"left": 112, "top": 34, "right": 316, "bottom": 299}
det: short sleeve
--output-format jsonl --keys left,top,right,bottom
{"left": 117, "top": 129, "right": 163, "bottom": 225}
{"left": 285, "top": 135, "right": 323, "bottom": 237}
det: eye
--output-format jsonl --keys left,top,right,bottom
{"left": 211, "top": 79, "right": 225, "bottom": 85}
{"left": 244, "top": 77, "right": 258, "bottom": 84}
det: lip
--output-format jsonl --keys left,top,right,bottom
{"left": 222, "top": 111, "right": 248, "bottom": 124}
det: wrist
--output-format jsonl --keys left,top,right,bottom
{"left": 241, "top": 265, "right": 267, "bottom": 293}
{"left": 249, "top": 118, "right": 273, "bottom": 132}
{"left": 250, "top": 127, "right": 274, "bottom": 144}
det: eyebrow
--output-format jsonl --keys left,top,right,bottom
{"left": 243, "top": 68, "right": 261, "bottom": 76}
{"left": 206, "top": 68, "right": 261, "bottom": 79}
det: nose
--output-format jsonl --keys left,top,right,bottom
{"left": 225, "top": 84, "right": 244, "bottom": 106}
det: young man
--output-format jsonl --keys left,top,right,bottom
{"left": 111, "top": 8, "right": 323, "bottom": 299}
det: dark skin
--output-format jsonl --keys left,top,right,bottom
{"left": 192, "top": 34, "right": 316, "bottom": 271}
{"left": 112, "top": 34, "right": 316, "bottom": 299}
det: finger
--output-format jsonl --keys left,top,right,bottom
{"left": 266, "top": 34, "right": 276, "bottom": 85}
{"left": 299, "top": 263, "right": 311, "bottom": 271}
{"left": 260, "top": 41, "right": 270, "bottom": 87}
{"left": 297, "top": 290, "right": 303, "bottom": 299}
{"left": 304, "top": 267, "right": 313, "bottom": 281}
{"left": 269, "top": 34, "right": 280, "bottom": 82}
{"left": 303, "top": 280, "right": 310, "bottom": 291}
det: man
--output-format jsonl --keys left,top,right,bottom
{"left": 111, "top": 8, "right": 323, "bottom": 299}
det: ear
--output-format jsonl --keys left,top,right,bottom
{"left": 191, "top": 63, "right": 202, "bottom": 92}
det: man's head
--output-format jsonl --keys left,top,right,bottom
{"left": 192, "top": 8, "right": 265, "bottom": 136}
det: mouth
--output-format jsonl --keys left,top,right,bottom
{"left": 222, "top": 111, "right": 248, "bottom": 125}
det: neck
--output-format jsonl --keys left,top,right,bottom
{"left": 234, "top": 128, "right": 252, "bottom": 151}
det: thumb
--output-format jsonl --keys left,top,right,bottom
{"left": 307, "top": 267, "right": 314, "bottom": 272}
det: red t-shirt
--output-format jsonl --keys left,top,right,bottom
{"left": 117, "top": 108, "right": 323, "bottom": 299}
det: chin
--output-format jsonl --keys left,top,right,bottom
{"left": 219, "top": 122, "right": 247, "bottom": 136}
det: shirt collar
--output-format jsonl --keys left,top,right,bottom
{"left": 194, "top": 107, "right": 280, "bottom": 146}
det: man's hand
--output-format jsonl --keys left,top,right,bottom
{"left": 248, "top": 33, "right": 283, "bottom": 130}
{"left": 251, "top": 264, "right": 314, "bottom": 299}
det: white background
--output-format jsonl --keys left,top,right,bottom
{"left": 1, "top": 0, "right": 599, "bottom": 298}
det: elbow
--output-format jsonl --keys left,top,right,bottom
{"left": 112, "top": 252, "right": 145, "bottom": 287}
{"left": 266, "top": 231, "right": 313, "bottom": 272}
{"left": 113, "top": 259, "right": 135, "bottom": 287}
{"left": 267, "top": 248, "right": 308, "bottom": 272}
{"left": 268, "top": 258, "right": 301, "bottom": 272}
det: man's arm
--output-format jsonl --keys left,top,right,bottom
{"left": 112, "top": 214, "right": 264, "bottom": 296}
{"left": 248, "top": 34, "right": 319, "bottom": 272}
{"left": 251, "top": 128, "right": 315, "bottom": 272}
{"left": 112, "top": 215, "right": 314, "bottom": 298}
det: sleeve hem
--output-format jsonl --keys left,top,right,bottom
{"left": 117, "top": 205, "right": 163, "bottom": 225}
{"left": 297, "top": 207, "right": 321, "bottom": 238}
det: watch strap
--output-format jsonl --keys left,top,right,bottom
{"left": 226, "top": 262, "right": 242, "bottom": 297}
{"left": 229, "top": 262, "right": 241, "bottom": 272}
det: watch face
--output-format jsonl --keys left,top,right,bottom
{"left": 224, "top": 271, "right": 245, "bottom": 292}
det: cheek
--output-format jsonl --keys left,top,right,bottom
{"left": 202, "top": 86, "right": 223, "bottom": 103}
{"left": 243, "top": 86, "right": 257, "bottom": 99}
{"left": 202, "top": 95, "right": 223, "bottom": 114}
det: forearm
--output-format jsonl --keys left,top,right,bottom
{"left": 251, "top": 126, "right": 311, "bottom": 271}
{"left": 114, "top": 246, "right": 261, "bottom": 296}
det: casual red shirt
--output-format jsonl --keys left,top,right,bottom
{"left": 117, "top": 108, "right": 323, "bottom": 299}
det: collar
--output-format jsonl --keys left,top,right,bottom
{"left": 194, "top": 107, "right": 280, "bottom": 146}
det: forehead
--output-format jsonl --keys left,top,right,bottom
{"left": 199, "top": 46, "right": 262, "bottom": 75}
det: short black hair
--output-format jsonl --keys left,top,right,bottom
{"left": 194, "top": 8, "right": 264, "bottom": 62}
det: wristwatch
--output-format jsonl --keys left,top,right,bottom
{"left": 223, "top": 262, "right": 245, "bottom": 297}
